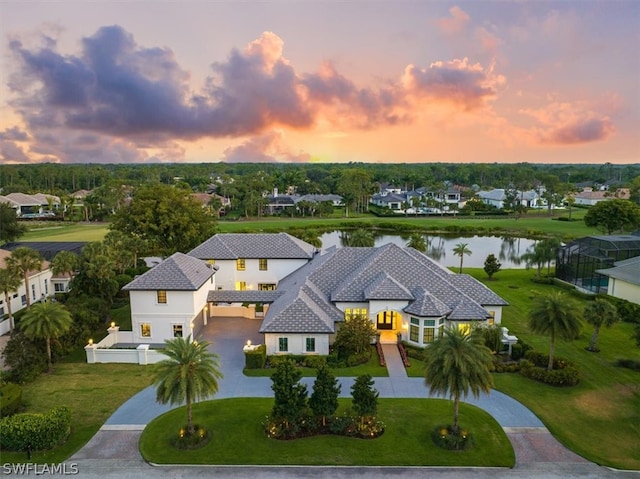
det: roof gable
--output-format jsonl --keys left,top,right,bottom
{"left": 188, "top": 233, "right": 315, "bottom": 260}
{"left": 123, "top": 252, "right": 214, "bottom": 291}
{"left": 364, "top": 272, "right": 414, "bottom": 300}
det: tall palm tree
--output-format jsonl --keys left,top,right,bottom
{"left": 342, "top": 228, "right": 374, "bottom": 247}
{"left": 424, "top": 327, "right": 494, "bottom": 434}
{"left": 584, "top": 299, "right": 618, "bottom": 352}
{"left": 6, "top": 247, "right": 43, "bottom": 307}
{"left": 528, "top": 292, "right": 582, "bottom": 370}
{"left": 152, "top": 336, "right": 223, "bottom": 436}
{"left": 453, "top": 243, "right": 472, "bottom": 273}
{"left": 20, "top": 301, "right": 73, "bottom": 373}
{"left": 407, "top": 233, "right": 427, "bottom": 252}
{"left": 0, "top": 267, "right": 22, "bottom": 331}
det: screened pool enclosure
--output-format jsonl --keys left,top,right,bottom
{"left": 556, "top": 234, "right": 640, "bottom": 293}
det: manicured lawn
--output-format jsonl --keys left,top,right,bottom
{"left": 465, "top": 268, "right": 640, "bottom": 470}
{"left": 22, "top": 222, "right": 109, "bottom": 242}
{"left": 18, "top": 210, "right": 596, "bottom": 245}
{"left": 139, "top": 398, "right": 514, "bottom": 467}
{"left": 0, "top": 363, "right": 154, "bottom": 464}
{"left": 243, "top": 348, "right": 388, "bottom": 377}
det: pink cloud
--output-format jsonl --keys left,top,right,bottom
{"left": 437, "top": 6, "right": 470, "bottom": 35}
{"left": 401, "top": 58, "right": 505, "bottom": 110}
{"left": 221, "top": 130, "right": 311, "bottom": 163}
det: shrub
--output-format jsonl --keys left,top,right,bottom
{"left": 431, "top": 425, "right": 474, "bottom": 450}
{"left": 0, "top": 383, "right": 23, "bottom": 417}
{"left": 615, "top": 359, "right": 640, "bottom": 372}
{"left": 599, "top": 296, "right": 640, "bottom": 324}
{"left": 0, "top": 406, "right": 72, "bottom": 451}
{"left": 401, "top": 341, "right": 426, "bottom": 361}
{"left": 346, "top": 351, "right": 370, "bottom": 367}
{"left": 1, "top": 331, "right": 47, "bottom": 384}
{"left": 303, "top": 356, "right": 327, "bottom": 369}
{"left": 519, "top": 352, "right": 580, "bottom": 386}
{"left": 244, "top": 344, "right": 266, "bottom": 369}
{"left": 375, "top": 341, "right": 386, "bottom": 367}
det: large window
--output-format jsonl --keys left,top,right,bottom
{"left": 54, "top": 283, "right": 65, "bottom": 293}
{"left": 236, "top": 258, "right": 246, "bottom": 271}
{"left": 408, "top": 317, "right": 443, "bottom": 345}
{"left": 278, "top": 337, "right": 288, "bottom": 352}
{"left": 237, "top": 281, "right": 247, "bottom": 291}
{"left": 258, "top": 283, "right": 276, "bottom": 291}
{"left": 409, "top": 325, "right": 419, "bottom": 342}
{"left": 305, "top": 337, "right": 315, "bottom": 352}
{"left": 140, "top": 323, "right": 151, "bottom": 338}
{"left": 157, "top": 290, "right": 167, "bottom": 304}
{"left": 344, "top": 308, "right": 368, "bottom": 321}
{"left": 423, "top": 328, "right": 435, "bottom": 343}
{"left": 173, "top": 324, "right": 183, "bottom": 337}
{"left": 488, "top": 311, "right": 495, "bottom": 325}
{"left": 259, "top": 258, "right": 268, "bottom": 271}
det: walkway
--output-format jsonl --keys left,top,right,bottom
{"left": 64, "top": 317, "right": 632, "bottom": 479}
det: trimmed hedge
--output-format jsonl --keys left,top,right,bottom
{"left": 597, "top": 295, "right": 640, "bottom": 324}
{"left": 519, "top": 351, "right": 580, "bottom": 387}
{"left": 0, "top": 383, "right": 23, "bottom": 417}
{"left": 0, "top": 406, "right": 72, "bottom": 451}
{"left": 244, "top": 344, "right": 266, "bottom": 369}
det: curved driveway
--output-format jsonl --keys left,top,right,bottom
{"left": 66, "top": 317, "right": 636, "bottom": 479}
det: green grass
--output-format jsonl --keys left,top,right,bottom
{"left": 22, "top": 222, "right": 109, "bottom": 242}
{"left": 139, "top": 398, "right": 514, "bottom": 467}
{"left": 465, "top": 267, "right": 640, "bottom": 470}
{"left": 0, "top": 363, "right": 154, "bottom": 464}
{"left": 243, "top": 349, "right": 388, "bottom": 377}
{"left": 17, "top": 209, "right": 597, "bottom": 245}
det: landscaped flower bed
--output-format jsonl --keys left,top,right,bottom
{"left": 397, "top": 342, "right": 410, "bottom": 367}
{"left": 376, "top": 341, "right": 386, "bottom": 367}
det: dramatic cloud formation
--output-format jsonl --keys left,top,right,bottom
{"left": 221, "top": 130, "right": 311, "bottom": 163}
{"left": 437, "top": 6, "right": 470, "bottom": 35}
{"left": 520, "top": 102, "right": 615, "bottom": 145}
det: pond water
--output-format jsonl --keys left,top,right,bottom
{"left": 319, "top": 231, "right": 537, "bottom": 269}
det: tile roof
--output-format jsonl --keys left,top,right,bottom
{"left": 4, "top": 193, "right": 41, "bottom": 205}
{"left": 261, "top": 243, "right": 508, "bottom": 333}
{"left": 123, "top": 252, "right": 215, "bottom": 291}
{"left": 188, "top": 233, "right": 316, "bottom": 260}
{"left": 207, "top": 290, "right": 283, "bottom": 303}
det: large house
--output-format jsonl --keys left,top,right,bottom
{"left": 0, "top": 193, "right": 60, "bottom": 217}
{"left": 119, "top": 234, "right": 507, "bottom": 356}
{"left": 0, "top": 249, "right": 53, "bottom": 335}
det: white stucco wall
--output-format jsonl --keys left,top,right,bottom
{"left": 608, "top": 278, "right": 640, "bottom": 305}
{"left": 210, "top": 258, "right": 309, "bottom": 290}
{"left": 0, "top": 268, "right": 53, "bottom": 320}
{"left": 485, "top": 305, "right": 503, "bottom": 325}
{"left": 129, "top": 278, "right": 213, "bottom": 343}
{"left": 265, "top": 333, "right": 330, "bottom": 355}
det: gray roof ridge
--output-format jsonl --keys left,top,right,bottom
{"left": 364, "top": 271, "right": 415, "bottom": 300}
{"left": 123, "top": 252, "right": 214, "bottom": 291}
{"left": 280, "top": 232, "right": 317, "bottom": 257}
{"left": 330, "top": 246, "right": 384, "bottom": 301}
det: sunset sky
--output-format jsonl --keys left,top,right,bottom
{"left": 0, "top": 1, "right": 638, "bottom": 165}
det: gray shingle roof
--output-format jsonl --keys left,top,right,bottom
{"left": 123, "top": 252, "right": 215, "bottom": 291}
{"left": 596, "top": 256, "right": 640, "bottom": 286}
{"left": 188, "top": 233, "right": 316, "bottom": 260}
{"left": 261, "top": 243, "right": 508, "bottom": 333}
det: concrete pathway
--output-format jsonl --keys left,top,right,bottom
{"left": 57, "top": 317, "right": 635, "bottom": 479}
{"left": 381, "top": 343, "right": 407, "bottom": 378}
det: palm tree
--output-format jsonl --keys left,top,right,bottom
{"left": 407, "top": 233, "right": 427, "bottom": 252}
{"left": 342, "top": 229, "right": 374, "bottom": 247}
{"left": 20, "top": 301, "right": 73, "bottom": 373}
{"left": 424, "top": 327, "right": 494, "bottom": 434}
{"left": 584, "top": 299, "right": 618, "bottom": 352}
{"left": 528, "top": 292, "right": 582, "bottom": 370}
{"left": 51, "top": 250, "right": 79, "bottom": 278}
{"left": 0, "top": 267, "right": 22, "bottom": 331}
{"left": 6, "top": 247, "right": 43, "bottom": 307}
{"left": 152, "top": 336, "right": 223, "bottom": 436}
{"left": 453, "top": 243, "right": 472, "bottom": 273}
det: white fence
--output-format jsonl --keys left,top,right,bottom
{"left": 0, "top": 318, "right": 11, "bottom": 336}
{"left": 84, "top": 326, "right": 165, "bottom": 365}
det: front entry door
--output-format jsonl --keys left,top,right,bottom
{"left": 376, "top": 311, "right": 395, "bottom": 330}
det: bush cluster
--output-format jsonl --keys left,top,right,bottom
{"left": 615, "top": 359, "right": 640, "bottom": 372}
{"left": 597, "top": 296, "right": 640, "bottom": 324}
{"left": 264, "top": 413, "right": 385, "bottom": 440}
{"left": 244, "top": 344, "right": 266, "bottom": 369}
{"left": 267, "top": 354, "right": 327, "bottom": 369}
{"left": 169, "top": 424, "right": 211, "bottom": 450}
{"left": 0, "top": 383, "right": 23, "bottom": 417}
{"left": 401, "top": 341, "right": 426, "bottom": 361}
{"left": 397, "top": 343, "right": 410, "bottom": 367}
{"left": 0, "top": 406, "right": 71, "bottom": 451}
{"left": 519, "top": 351, "right": 580, "bottom": 386}
{"left": 431, "top": 425, "right": 474, "bottom": 450}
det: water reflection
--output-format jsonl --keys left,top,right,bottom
{"left": 319, "top": 231, "right": 537, "bottom": 269}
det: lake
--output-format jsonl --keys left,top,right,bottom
{"left": 319, "top": 231, "right": 537, "bottom": 269}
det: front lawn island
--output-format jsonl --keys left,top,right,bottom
{"left": 139, "top": 398, "right": 514, "bottom": 466}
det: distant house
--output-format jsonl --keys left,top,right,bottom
{"left": 573, "top": 188, "right": 630, "bottom": 206}
{"left": 477, "top": 189, "right": 545, "bottom": 209}
{"left": 0, "top": 249, "right": 53, "bottom": 335}
{"left": 596, "top": 256, "right": 640, "bottom": 305}
{"left": 370, "top": 192, "right": 407, "bottom": 210}
{"left": 295, "top": 194, "right": 343, "bottom": 207}
{"left": 0, "top": 192, "right": 60, "bottom": 217}
{"left": 190, "top": 192, "right": 231, "bottom": 213}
